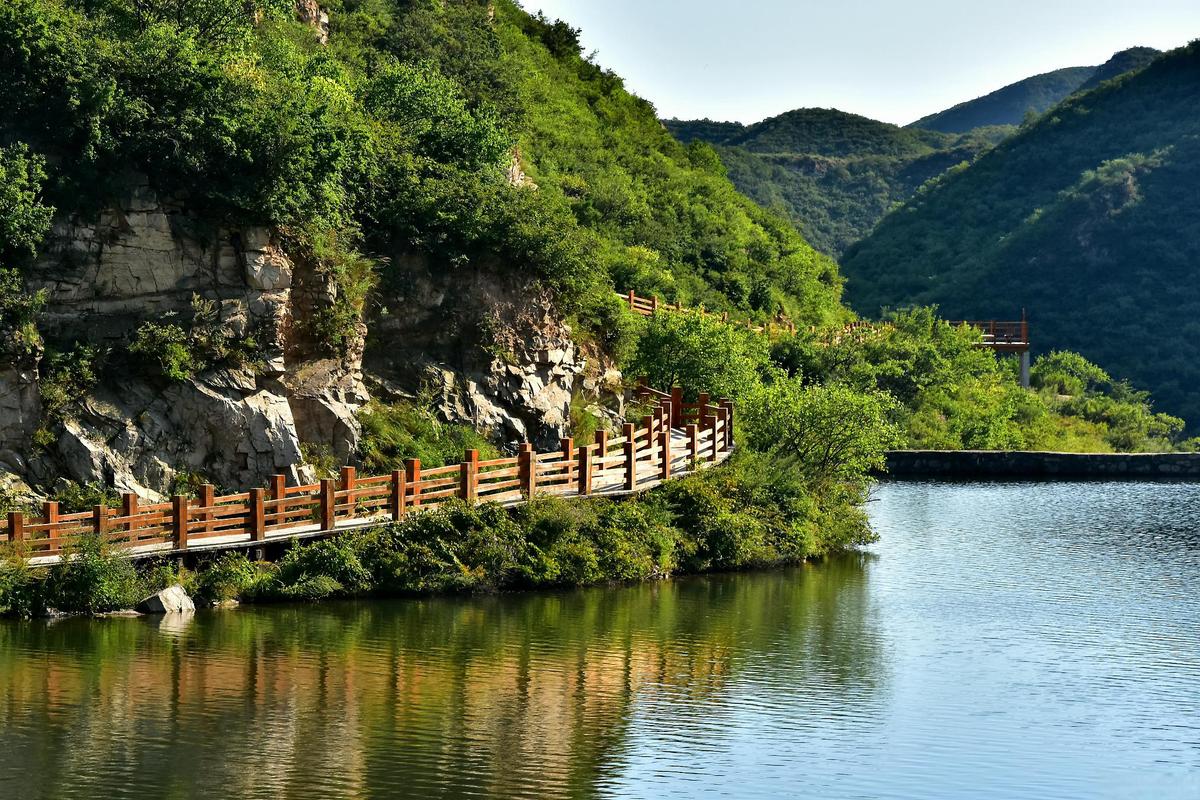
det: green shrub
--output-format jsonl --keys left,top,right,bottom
{"left": 0, "top": 142, "right": 53, "bottom": 263}
{"left": 357, "top": 399, "right": 499, "bottom": 472}
{"left": 129, "top": 321, "right": 198, "bottom": 381}
{"left": 35, "top": 344, "right": 101, "bottom": 447}
{"left": 195, "top": 552, "right": 258, "bottom": 603}
{"left": 0, "top": 268, "right": 46, "bottom": 360}
{"left": 45, "top": 534, "right": 142, "bottom": 614}
{"left": 742, "top": 377, "right": 901, "bottom": 487}
{"left": 51, "top": 481, "right": 121, "bottom": 513}
{"left": 0, "top": 553, "right": 46, "bottom": 617}
{"left": 277, "top": 537, "right": 371, "bottom": 594}
{"left": 281, "top": 574, "right": 344, "bottom": 602}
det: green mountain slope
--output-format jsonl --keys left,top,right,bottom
{"left": 908, "top": 66, "right": 1094, "bottom": 132}
{"left": 842, "top": 42, "right": 1200, "bottom": 425}
{"left": 666, "top": 110, "right": 1010, "bottom": 255}
{"left": 1076, "top": 47, "right": 1161, "bottom": 92}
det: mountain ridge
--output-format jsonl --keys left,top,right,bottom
{"left": 842, "top": 40, "right": 1200, "bottom": 426}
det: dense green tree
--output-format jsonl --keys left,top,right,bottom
{"left": 629, "top": 310, "right": 770, "bottom": 402}
{"left": 742, "top": 378, "right": 900, "bottom": 487}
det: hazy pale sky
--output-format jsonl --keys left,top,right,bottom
{"left": 524, "top": 0, "right": 1200, "bottom": 125}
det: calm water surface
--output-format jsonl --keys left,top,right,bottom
{"left": 2, "top": 481, "right": 1199, "bottom": 799}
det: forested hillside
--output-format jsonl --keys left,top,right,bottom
{"left": 908, "top": 47, "right": 1160, "bottom": 133}
{"left": 843, "top": 42, "right": 1200, "bottom": 426}
{"left": 907, "top": 66, "right": 1092, "bottom": 132}
{"left": 666, "top": 110, "right": 1009, "bottom": 255}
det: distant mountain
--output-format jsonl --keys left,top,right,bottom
{"left": 665, "top": 110, "right": 1010, "bottom": 256}
{"left": 909, "top": 47, "right": 1161, "bottom": 133}
{"left": 908, "top": 67, "right": 1094, "bottom": 133}
{"left": 842, "top": 43, "right": 1200, "bottom": 426}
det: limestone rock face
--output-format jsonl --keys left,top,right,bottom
{"left": 295, "top": 0, "right": 330, "bottom": 44}
{"left": 33, "top": 368, "right": 311, "bottom": 499}
{"left": 137, "top": 584, "right": 195, "bottom": 615}
{"left": 22, "top": 179, "right": 363, "bottom": 494}
{"left": 0, "top": 367, "right": 39, "bottom": 464}
{"left": 368, "top": 260, "right": 593, "bottom": 450}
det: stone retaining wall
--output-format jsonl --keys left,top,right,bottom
{"left": 884, "top": 450, "right": 1200, "bottom": 479}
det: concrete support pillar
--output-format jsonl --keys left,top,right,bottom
{"left": 1020, "top": 350, "right": 1031, "bottom": 389}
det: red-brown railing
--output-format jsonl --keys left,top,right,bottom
{"left": 955, "top": 319, "right": 1029, "bottom": 351}
{"left": 3, "top": 384, "right": 734, "bottom": 563}
{"left": 618, "top": 290, "right": 797, "bottom": 336}
{"left": 619, "top": 290, "right": 1029, "bottom": 352}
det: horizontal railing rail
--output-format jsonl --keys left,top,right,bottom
{"left": 3, "top": 382, "right": 735, "bottom": 564}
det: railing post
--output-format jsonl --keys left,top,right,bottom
{"left": 627, "top": 289, "right": 635, "bottom": 310}
{"left": 715, "top": 407, "right": 729, "bottom": 456}
{"left": 200, "top": 483, "right": 215, "bottom": 535}
{"left": 560, "top": 437, "right": 574, "bottom": 486}
{"left": 623, "top": 423, "right": 636, "bottom": 491}
{"left": 172, "top": 495, "right": 188, "bottom": 551}
{"left": 702, "top": 414, "right": 716, "bottom": 461}
{"left": 250, "top": 488, "right": 266, "bottom": 542}
{"left": 269, "top": 474, "right": 286, "bottom": 528}
{"left": 578, "top": 444, "right": 592, "bottom": 496}
{"left": 461, "top": 449, "right": 479, "bottom": 503}
{"left": 93, "top": 503, "right": 108, "bottom": 542}
{"left": 594, "top": 429, "right": 609, "bottom": 457}
{"left": 121, "top": 493, "right": 137, "bottom": 519}
{"left": 698, "top": 392, "right": 710, "bottom": 422}
{"left": 659, "top": 429, "right": 671, "bottom": 480}
{"left": 7, "top": 511, "right": 23, "bottom": 545}
{"left": 686, "top": 423, "right": 699, "bottom": 466}
{"left": 390, "top": 469, "right": 406, "bottom": 520}
{"left": 518, "top": 443, "right": 535, "bottom": 498}
{"left": 670, "top": 387, "right": 683, "bottom": 429}
{"left": 405, "top": 458, "right": 421, "bottom": 508}
{"left": 720, "top": 399, "right": 735, "bottom": 450}
{"left": 319, "top": 479, "right": 336, "bottom": 531}
{"left": 340, "top": 466, "right": 357, "bottom": 518}
{"left": 43, "top": 501, "right": 59, "bottom": 554}
{"left": 642, "top": 415, "right": 654, "bottom": 464}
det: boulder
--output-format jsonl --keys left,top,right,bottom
{"left": 136, "top": 584, "right": 195, "bottom": 614}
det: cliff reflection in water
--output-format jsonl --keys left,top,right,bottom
{"left": 0, "top": 556, "right": 880, "bottom": 800}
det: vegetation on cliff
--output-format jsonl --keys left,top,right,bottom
{"left": 0, "top": 0, "right": 843, "bottom": 341}
{"left": 842, "top": 42, "right": 1200, "bottom": 428}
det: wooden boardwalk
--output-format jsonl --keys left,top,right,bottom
{"left": 5, "top": 384, "right": 734, "bottom": 565}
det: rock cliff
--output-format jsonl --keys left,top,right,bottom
{"left": 7, "top": 178, "right": 599, "bottom": 498}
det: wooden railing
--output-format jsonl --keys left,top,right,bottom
{"left": 619, "top": 290, "right": 797, "bottom": 336}
{"left": 619, "top": 290, "right": 1029, "bottom": 353}
{"left": 3, "top": 384, "right": 735, "bottom": 564}
{"left": 956, "top": 319, "right": 1029, "bottom": 352}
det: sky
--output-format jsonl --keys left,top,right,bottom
{"left": 524, "top": 0, "right": 1200, "bottom": 125}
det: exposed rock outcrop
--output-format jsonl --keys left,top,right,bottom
{"left": 23, "top": 180, "right": 363, "bottom": 494}
{"left": 367, "top": 258, "right": 590, "bottom": 450}
{"left": 137, "top": 584, "right": 195, "bottom": 614}
{"left": 295, "top": 0, "right": 330, "bottom": 45}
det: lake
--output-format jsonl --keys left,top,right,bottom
{"left": 2, "top": 480, "right": 1198, "bottom": 799}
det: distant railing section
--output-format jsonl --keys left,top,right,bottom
{"left": 617, "top": 290, "right": 1028, "bottom": 352}
{"left": 956, "top": 319, "right": 1029, "bottom": 352}
{"left": 3, "top": 383, "right": 735, "bottom": 562}
{"left": 619, "top": 290, "right": 797, "bottom": 336}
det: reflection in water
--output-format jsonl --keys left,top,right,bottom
{"left": 0, "top": 559, "right": 879, "bottom": 799}
{"left": 3, "top": 481, "right": 1200, "bottom": 799}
